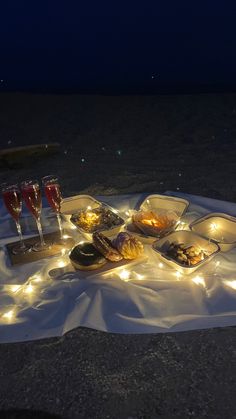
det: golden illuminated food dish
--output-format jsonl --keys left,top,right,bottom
{"left": 132, "top": 210, "right": 177, "bottom": 237}
{"left": 166, "top": 243, "right": 209, "bottom": 266}
{"left": 71, "top": 206, "right": 123, "bottom": 233}
{"left": 69, "top": 232, "right": 144, "bottom": 271}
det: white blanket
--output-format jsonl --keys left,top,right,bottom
{"left": 1, "top": 192, "right": 236, "bottom": 343}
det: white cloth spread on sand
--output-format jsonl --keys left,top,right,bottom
{"left": 1, "top": 192, "right": 236, "bottom": 343}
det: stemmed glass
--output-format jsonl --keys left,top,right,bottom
{"left": 42, "top": 175, "right": 64, "bottom": 243}
{"left": 21, "top": 179, "right": 49, "bottom": 252}
{"left": 1, "top": 183, "right": 30, "bottom": 254}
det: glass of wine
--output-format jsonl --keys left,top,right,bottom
{"left": 21, "top": 179, "right": 49, "bottom": 252}
{"left": 1, "top": 183, "right": 30, "bottom": 254}
{"left": 42, "top": 175, "right": 64, "bottom": 243}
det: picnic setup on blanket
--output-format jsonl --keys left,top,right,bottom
{"left": 1, "top": 176, "right": 236, "bottom": 343}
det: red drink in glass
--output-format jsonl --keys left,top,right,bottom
{"left": 1, "top": 183, "right": 29, "bottom": 254}
{"left": 21, "top": 180, "right": 48, "bottom": 251}
{"left": 2, "top": 189, "right": 22, "bottom": 221}
{"left": 21, "top": 184, "right": 42, "bottom": 219}
{"left": 42, "top": 175, "right": 65, "bottom": 243}
{"left": 44, "top": 183, "right": 61, "bottom": 213}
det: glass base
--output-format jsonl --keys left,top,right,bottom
{"left": 32, "top": 241, "right": 51, "bottom": 252}
{"left": 53, "top": 236, "right": 71, "bottom": 246}
{"left": 12, "top": 243, "right": 31, "bottom": 255}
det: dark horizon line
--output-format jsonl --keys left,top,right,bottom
{"left": 1, "top": 82, "right": 236, "bottom": 95}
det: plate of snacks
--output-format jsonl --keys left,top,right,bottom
{"left": 152, "top": 230, "right": 219, "bottom": 274}
{"left": 68, "top": 231, "right": 147, "bottom": 278}
{"left": 60, "top": 194, "right": 125, "bottom": 240}
{"left": 126, "top": 194, "right": 189, "bottom": 243}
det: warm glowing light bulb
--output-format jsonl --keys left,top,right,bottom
{"left": 176, "top": 221, "right": 187, "bottom": 231}
{"left": 158, "top": 262, "right": 164, "bottom": 268}
{"left": 10, "top": 285, "right": 21, "bottom": 293}
{"left": 119, "top": 269, "right": 130, "bottom": 281}
{"left": 223, "top": 280, "right": 236, "bottom": 290}
{"left": 210, "top": 222, "right": 218, "bottom": 231}
{"left": 136, "top": 273, "right": 144, "bottom": 280}
{"left": 24, "top": 284, "right": 34, "bottom": 294}
{"left": 32, "top": 275, "right": 42, "bottom": 283}
{"left": 175, "top": 221, "right": 181, "bottom": 230}
{"left": 2, "top": 310, "right": 14, "bottom": 320}
{"left": 175, "top": 271, "right": 182, "bottom": 279}
{"left": 192, "top": 275, "right": 205, "bottom": 287}
{"left": 62, "top": 234, "right": 70, "bottom": 240}
{"left": 57, "top": 260, "right": 66, "bottom": 268}
{"left": 87, "top": 206, "right": 92, "bottom": 211}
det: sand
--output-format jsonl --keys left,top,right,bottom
{"left": 0, "top": 92, "right": 236, "bottom": 419}
{"left": 1, "top": 92, "right": 236, "bottom": 199}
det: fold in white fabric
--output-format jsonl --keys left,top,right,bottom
{"left": 0, "top": 192, "right": 236, "bottom": 343}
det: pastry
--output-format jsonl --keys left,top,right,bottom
{"left": 69, "top": 242, "right": 107, "bottom": 270}
{"left": 113, "top": 232, "right": 144, "bottom": 259}
{"left": 93, "top": 232, "right": 123, "bottom": 262}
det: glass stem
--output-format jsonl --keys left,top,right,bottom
{"left": 15, "top": 220, "right": 26, "bottom": 249}
{"left": 36, "top": 218, "right": 46, "bottom": 246}
{"left": 56, "top": 213, "right": 64, "bottom": 239}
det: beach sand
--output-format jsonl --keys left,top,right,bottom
{"left": 0, "top": 92, "right": 236, "bottom": 419}
{"left": 1, "top": 92, "right": 236, "bottom": 199}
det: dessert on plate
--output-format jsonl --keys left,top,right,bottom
{"left": 69, "top": 232, "right": 144, "bottom": 271}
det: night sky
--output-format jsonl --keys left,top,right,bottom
{"left": 0, "top": 2, "right": 236, "bottom": 92}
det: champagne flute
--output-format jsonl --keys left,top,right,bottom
{"left": 21, "top": 179, "right": 49, "bottom": 252}
{"left": 1, "top": 183, "right": 30, "bottom": 254}
{"left": 42, "top": 175, "right": 65, "bottom": 243}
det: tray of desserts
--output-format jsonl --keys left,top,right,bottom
{"left": 66, "top": 231, "right": 147, "bottom": 278}
{"left": 126, "top": 194, "right": 189, "bottom": 243}
{"left": 152, "top": 230, "right": 220, "bottom": 275}
{"left": 60, "top": 195, "right": 125, "bottom": 240}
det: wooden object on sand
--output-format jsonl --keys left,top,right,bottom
{"left": 5, "top": 231, "right": 75, "bottom": 266}
{"left": 0, "top": 143, "right": 60, "bottom": 168}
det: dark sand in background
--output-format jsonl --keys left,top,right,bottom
{"left": 1, "top": 92, "right": 236, "bottom": 199}
{"left": 0, "top": 93, "right": 236, "bottom": 419}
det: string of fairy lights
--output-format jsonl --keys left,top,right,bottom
{"left": 1, "top": 206, "right": 236, "bottom": 325}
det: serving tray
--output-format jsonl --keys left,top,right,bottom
{"left": 49, "top": 254, "right": 148, "bottom": 280}
{"left": 5, "top": 232, "right": 75, "bottom": 266}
